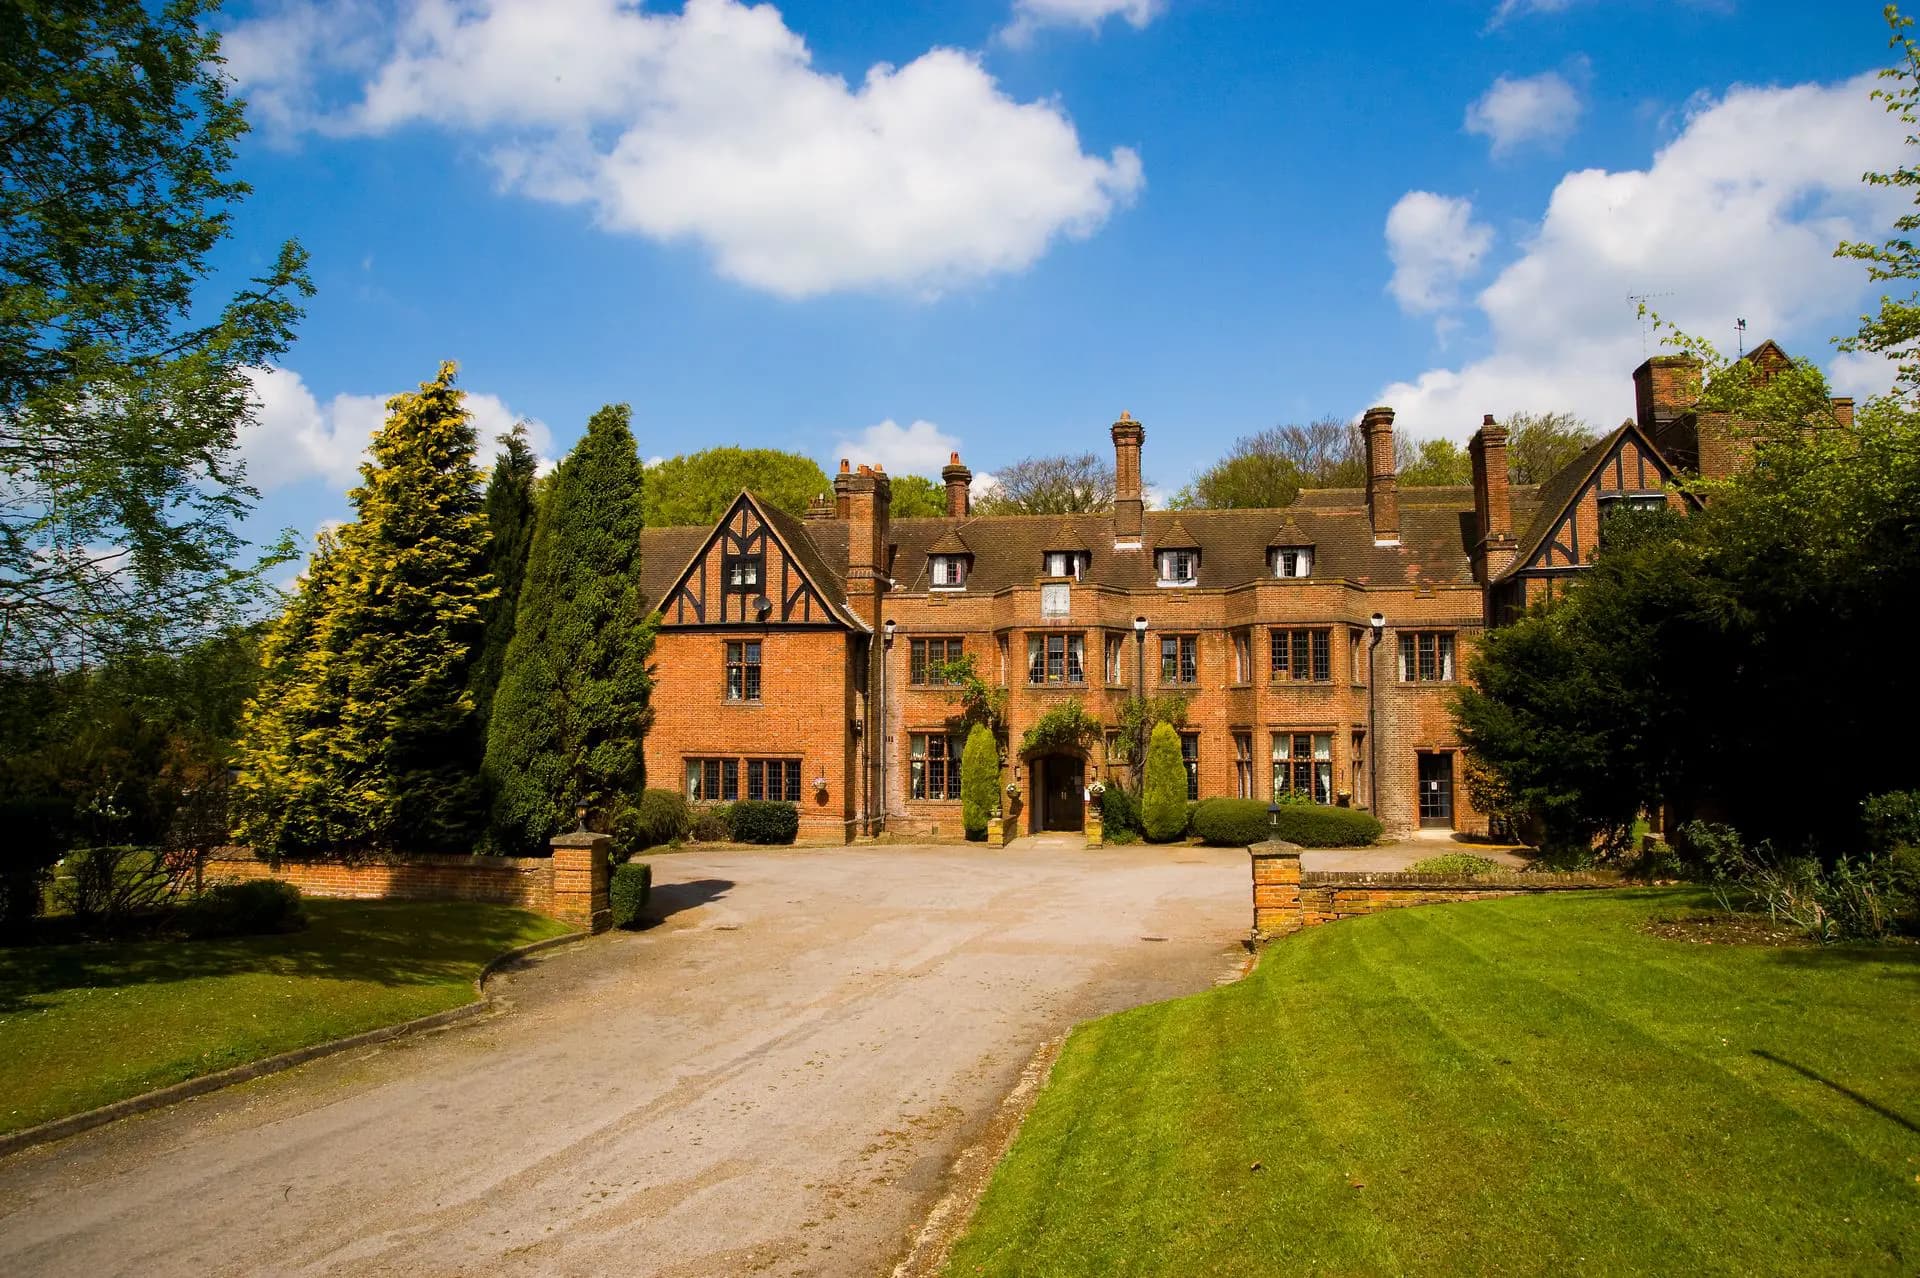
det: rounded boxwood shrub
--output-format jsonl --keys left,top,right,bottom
{"left": 179, "top": 880, "right": 306, "bottom": 940}
{"left": 1141, "top": 722, "right": 1189, "bottom": 843}
{"left": 613, "top": 788, "right": 691, "bottom": 861}
{"left": 689, "top": 803, "right": 732, "bottom": 842}
{"left": 729, "top": 799, "right": 799, "bottom": 845}
{"left": 1101, "top": 783, "right": 1141, "bottom": 838}
{"left": 1191, "top": 798, "right": 1271, "bottom": 846}
{"left": 1271, "top": 805, "right": 1383, "bottom": 848}
{"left": 610, "top": 861, "right": 652, "bottom": 929}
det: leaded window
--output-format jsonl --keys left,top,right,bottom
{"left": 1026, "top": 633, "right": 1086, "bottom": 684}
{"left": 910, "top": 734, "right": 962, "bottom": 800}
{"left": 1160, "top": 634, "right": 1197, "bottom": 684}
{"left": 1269, "top": 628, "right": 1331, "bottom": 682}
{"left": 725, "top": 640, "right": 761, "bottom": 701}
{"left": 910, "top": 637, "right": 963, "bottom": 685}
{"left": 1271, "top": 733, "right": 1333, "bottom": 804}
{"left": 1398, "top": 632, "right": 1456, "bottom": 682}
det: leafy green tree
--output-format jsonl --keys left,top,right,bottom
{"left": 1397, "top": 437, "right": 1472, "bottom": 487}
{"left": 486, "top": 404, "right": 658, "bottom": 852}
{"left": 1837, "top": 5, "right": 1920, "bottom": 395}
{"left": 960, "top": 722, "right": 998, "bottom": 839}
{"left": 973, "top": 453, "right": 1116, "bottom": 514}
{"left": 1505, "top": 411, "right": 1599, "bottom": 484}
{"left": 889, "top": 473, "right": 948, "bottom": 518}
{"left": 233, "top": 365, "right": 494, "bottom": 857}
{"left": 1171, "top": 417, "right": 1362, "bottom": 508}
{"left": 1, "top": 0, "right": 311, "bottom": 665}
{"left": 1141, "top": 721, "right": 1189, "bottom": 842}
{"left": 643, "top": 447, "right": 829, "bottom": 526}
{"left": 470, "top": 424, "right": 539, "bottom": 728}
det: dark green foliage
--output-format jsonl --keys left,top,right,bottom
{"left": 1100, "top": 784, "right": 1141, "bottom": 838}
{"left": 614, "top": 789, "right": 691, "bottom": 860}
{"left": 1190, "top": 798, "right": 1271, "bottom": 846}
{"left": 689, "top": 804, "right": 732, "bottom": 842}
{"left": 961, "top": 723, "right": 998, "bottom": 839}
{"left": 1271, "top": 805, "right": 1382, "bottom": 848}
{"left": 0, "top": 631, "right": 258, "bottom": 925}
{"left": 889, "top": 474, "right": 948, "bottom": 518}
{"left": 1863, "top": 790, "right": 1920, "bottom": 851}
{"left": 643, "top": 447, "right": 829, "bottom": 526}
{"left": 178, "top": 880, "right": 305, "bottom": 940}
{"left": 54, "top": 845, "right": 191, "bottom": 924}
{"left": 1397, "top": 437, "right": 1471, "bottom": 487}
{"left": 610, "top": 862, "right": 652, "bottom": 929}
{"left": 0, "top": 0, "right": 311, "bottom": 663}
{"left": 930, "top": 653, "right": 1008, "bottom": 737}
{"left": 484, "top": 405, "right": 658, "bottom": 854}
{"left": 1141, "top": 723, "right": 1188, "bottom": 843}
{"left": 729, "top": 800, "right": 798, "bottom": 845}
{"left": 1017, "top": 699, "right": 1100, "bottom": 757}
{"left": 1168, "top": 418, "right": 1357, "bottom": 509}
{"left": 1406, "top": 853, "right": 1502, "bottom": 876}
{"left": 1111, "top": 694, "right": 1187, "bottom": 789}
{"left": 1691, "top": 820, "right": 1918, "bottom": 942}
{"left": 470, "top": 425, "right": 540, "bottom": 729}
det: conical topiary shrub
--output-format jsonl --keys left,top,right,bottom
{"left": 1141, "top": 721, "right": 1189, "bottom": 843}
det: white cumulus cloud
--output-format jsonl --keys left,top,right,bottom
{"left": 830, "top": 418, "right": 966, "bottom": 480}
{"left": 1374, "top": 74, "right": 1908, "bottom": 442}
{"left": 1465, "top": 69, "right": 1585, "bottom": 157}
{"left": 1385, "top": 192, "right": 1495, "bottom": 315}
{"left": 240, "top": 365, "right": 551, "bottom": 492}
{"left": 225, "top": 0, "right": 1144, "bottom": 298}
{"left": 1000, "top": 0, "right": 1165, "bottom": 45}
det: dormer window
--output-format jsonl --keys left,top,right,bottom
{"left": 725, "top": 554, "right": 763, "bottom": 591}
{"left": 1043, "top": 551, "right": 1084, "bottom": 579}
{"left": 1156, "top": 549, "right": 1197, "bottom": 586}
{"left": 931, "top": 555, "right": 968, "bottom": 589}
{"left": 1272, "top": 547, "right": 1313, "bottom": 579}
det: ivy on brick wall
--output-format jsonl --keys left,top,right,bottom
{"left": 1018, "top": 699, "right": 1101, "bottom": 758}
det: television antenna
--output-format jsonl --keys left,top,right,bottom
{"left": 1627, "top": 292, "right": 1674, "bottom": 356}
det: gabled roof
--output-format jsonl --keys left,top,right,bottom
{"left": 1268, "top": 519, "right": 1312, "bottom": 547}
{"left": 1045, "top": 521, "right": 1092, "bottom": 553}
{"left": 1155, "top": 517, "right": 1200, "bottom": 549}
{"left": 648, "top": 490, "right": 863, "bottom": 629}
{"left": 927, "top": 528, "right": 972, "bottom": 556}
{"left": 1498, "top": 420, "right": 1684, "bottom": 580}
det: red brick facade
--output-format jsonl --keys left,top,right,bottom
{"left": 637, "top": 346, "right": 1831, "bottom": 843}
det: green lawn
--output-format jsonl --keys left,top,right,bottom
{"left": 0, "top": 900, "right": 571, "bottom": 1135}
{"left": 947, "top": 889, "right": 1920, "bottom": 1277}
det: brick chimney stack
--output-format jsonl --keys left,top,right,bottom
{"left": 940, "top": 451, "right": 971, "bottom": 518}
{"left": 839, "top": 463, "right": 892, "bottom": 629}
{"left": 1633, "top": 355, "right": 1701, "bottom": 445}
{"left": 1362, "top": 406, "right": 1399, "bottom": 546}
{"left": 1468, "top": 414, "right": 1518, "bottom": 583}
{"left": 1111, "top": 412, "right": 1145, "bottom": 546}
{"left": 833, "top": 458, "right": 853, "bottom": 519}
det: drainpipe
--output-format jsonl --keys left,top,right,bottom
{"left": 880, "top": 619, "right": 896, "bottom": 836}
{"left": 1132, "top": 615, "right": 1148, "bottom": 791}
{"left": 1367, "top": 613, "right": 1385, "bottom": 816}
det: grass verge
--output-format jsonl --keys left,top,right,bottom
{"left": 946, "top": 889, "right": 1920, "bottom": 1276}
{"left": 0, "top": 900, "right": 571, "bottom": 1135}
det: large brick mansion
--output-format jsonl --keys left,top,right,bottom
{"left": 637, "top": 346, "right": 1840, "bottom": 841}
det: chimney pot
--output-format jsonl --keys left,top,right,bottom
{"left": 940, "top": 451, "right": 973, "bottom": 518}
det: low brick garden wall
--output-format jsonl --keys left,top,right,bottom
{"left": 1250, "top": 845, "right": 1619, "bottom": 937}
{"left": 206, "top": 832, "right": 612, "bottom": 933}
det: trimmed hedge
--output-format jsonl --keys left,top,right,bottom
{"left": 1273, "top": 805, "right": 1383, "bottom": 848}
{"left": 1101, "top": 784, "right": 1141, "bottom": 838}
{"left": 730, "top": 799, "right": 799, "bottom": 845}
{"left": 690, "top": 803, "right": 732, "bottom": 842}
{"left": 611, "top": 861, "right": 652, "bottom": 929}
{"left": 179, "top": 880, "right": 307, "bottom": 939}
{"left": 1191, "top": 798, "right": 1269, "bottom": 846}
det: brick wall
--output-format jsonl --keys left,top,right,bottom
{"left": 1250, "top": 849, "right": 1617, "bottom": 935}
{"left": 205, "top": 849, "right": 554, "bottom": 913}
{"left": 648, "top": 627, "right": 857, "bottom": 840}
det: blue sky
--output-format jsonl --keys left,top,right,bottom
{"left": 211, "top": 0, "right": 1901, "bottom": 551}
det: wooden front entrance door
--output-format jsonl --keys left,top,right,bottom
{"left": 1040, "top": 756, "right": 1085, "bottom": 832}
{"left": 1417, "top": 752, "right": 1454, "bottom": 828}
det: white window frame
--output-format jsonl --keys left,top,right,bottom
{"left": 1044, "top": 551, "right": 1083, "bottom": 579}
{"left": 931, "top": 555, "right": 967, "bottom": 589}
{"left": 1272, "top": 547, "right": 1313, "bottom": 578}
{"left": 1156, "top": 549, "right": 1197, "bottom": 586}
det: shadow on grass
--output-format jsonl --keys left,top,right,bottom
{"left": 1752, "top": 1048, "right": 1920, "bottom": 1135}
{"left": 1763, "top": 939, "right": 1920, "bottom": 983}
{"left": 0, "top": 901, "right": 553, "bottom": 1014}
{"left": 631, "top": 878, "right": 734, "bottom": 930}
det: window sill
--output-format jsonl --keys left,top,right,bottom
{"left": 1026, "top": 681, "right": 1090, "bottom": 689}
{"left": 1156, "top": 580, "right": 1197, "bottom": 589}
{"left": 930, "top": 585, "right": 967, "bottom": 593}
{"left": 1267, "top": 680, "right": 1335, "bottom": 687}
{"left": 723, "top": 699, "right": 765, "bottom": 706}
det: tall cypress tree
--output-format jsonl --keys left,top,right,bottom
{"left": 470, "top": 424, "right": 539, "bottom": 729}
{"left": 234, "top": 362, "right": 494, "bottom": 857}
{"left": 484, "top": 404, "right": 656, "bottom": 853}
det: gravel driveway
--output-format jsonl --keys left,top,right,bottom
{"left": 0, "top": 844, "right": 1248, "bottom": 1278}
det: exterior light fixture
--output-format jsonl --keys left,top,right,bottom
{"left": 1133, "top": 615, "right": 1148, "bottom": 634}
{"left": 574, "top": 801, "right": 590, "bottom": 833}
{"left": 1268, "top": 797, "right": 1282, "bottom": 842}
{"left": 1370, "top": 612, "right": 1385, "bottom": 636}
{"left": 883, "top": 618, "right": 897, "bottom": 647}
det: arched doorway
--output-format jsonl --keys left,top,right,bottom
{"left": 1030, "top": 753, "right": 1086, "bottom": 832}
